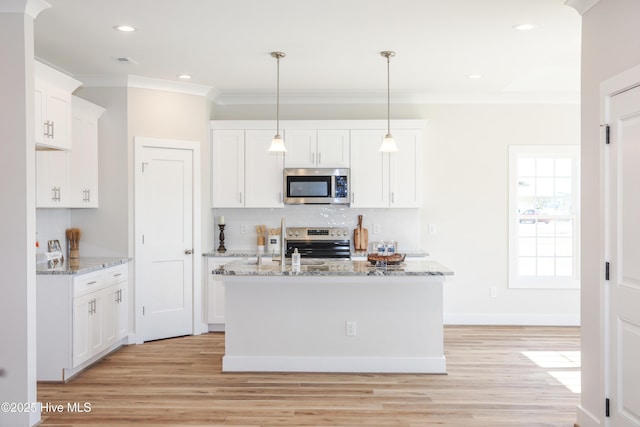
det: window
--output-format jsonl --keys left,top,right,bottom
{"left": 508, "top": 145, "right": 580, "bottom": 289}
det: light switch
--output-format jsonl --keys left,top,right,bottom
{"left": 428, "top": 224, "right": 437, "bottom": 235}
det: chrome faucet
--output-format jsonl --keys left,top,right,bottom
{"left": 275, "top": 216, "right": 286, "bottom": 270}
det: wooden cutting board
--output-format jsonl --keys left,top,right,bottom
{"left": 354, "top": 215, "right": 368, "bottom": 251}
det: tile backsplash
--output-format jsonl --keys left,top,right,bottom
{"left": 211, "top": 205, "right": 421, "bottom": 253}
{"left": 36, "top": 208, "right": 70, "bottom": 258}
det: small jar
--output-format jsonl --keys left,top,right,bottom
{"left": 385, "top": 241, "right": 396, "bottom": 255}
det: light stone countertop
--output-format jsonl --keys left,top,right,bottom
{"left": 213, "top": 259, "right": 452, "bottom": 277}
{"left": 36, "top": 257, "right": 131, "bottom": 275}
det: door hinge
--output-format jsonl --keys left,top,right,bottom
{"left": 604, "top": 124, "right": 610, "bottom": 144}
{"left": 142, "top": 162, "right": 149, "bottom": 172}
{"left": 605, "top": 262, "right": 610, "bottom": 281}
{"left": 605, "top": 397, "right": 610, "bottom": 417}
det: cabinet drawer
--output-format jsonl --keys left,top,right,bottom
{"left": 73, "top": 271, "right": 104, "bottom": 297}
{"left": 104, "top": 265, "right": 128, "bottom": 284}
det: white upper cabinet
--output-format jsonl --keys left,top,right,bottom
{"left": 350, "top": 130, "right": 390, "bottom": 208}
{"left": 34, "top": 62, "right": 81, "bottom": 150}
{"left": 36, "top": 150, "right": 69, "bottom": 207}
{"left": 245, "top": 130, "right": 284, "bottom": 208}
{"left": 36, "top": 96, "right": 104, "bottom": 208}
{"left": 211, "top": 130, "right": 245, "bottom": 208}
{"left": 211, "top": 128, "right": 284, "bottom": 208}
{"left": 68, "top": 96, "right": 105, "bottom": 207}
{"left": 284, "top": 129, "right": 350, "bottom": 168}
{"left": 389, "top": 130, "right": 423, "bottom": 208}
{"left": 350, "top": 128, "right": 423, "bottom": 208}
{"left": 210, "top": 120, "right": 423, "bottom": 210}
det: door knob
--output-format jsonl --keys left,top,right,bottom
{"left": 185, "top": 249, "right": 193, "bottom": 255}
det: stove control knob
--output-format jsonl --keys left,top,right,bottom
{"left": 330, "top": 230, "right": 336, "bottom": 236}
{"left": 294, "top": 230, "right": 300, "bottom": 237}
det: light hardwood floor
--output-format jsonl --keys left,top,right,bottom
{"left": 38, "top": 326, "right": 580, "bottom": 426}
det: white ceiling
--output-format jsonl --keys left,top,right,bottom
{"left": 33, "top": 0, "right": 581, "bottom": 104}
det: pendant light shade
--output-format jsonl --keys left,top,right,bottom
{"left": 379, "top": 51, "right": 399, "bottom": 152}
{"left": 268, "top": 51, "right": 287, "bottom": 152}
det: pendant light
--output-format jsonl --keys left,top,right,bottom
{"left": 379, "top": 51, "right": 399, "bottom": 152}
{"left": 268, "top": 51, "right": 287, "bottom": 152}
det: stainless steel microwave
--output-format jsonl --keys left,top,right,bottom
{"left": 284, "top": 168, "right": 349, "bottom": 204}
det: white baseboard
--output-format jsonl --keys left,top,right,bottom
{"left": 222, "top": 355, "right": 447, "bottom": 373}
{"left": 444, "top": 313, "right": 580, "bottom": 326}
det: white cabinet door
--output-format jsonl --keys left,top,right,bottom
{"left": 389, "top": 130, "right": 423, "bottom": 208}
{"left": 207, "top": 257, "right": 233, "bottom": 325}
{"left": 102, "top": 286, "right": 118, "bottom": 348}
{"left": 284, "top": 129, "right": 350, "bottom": 168}
{"left": 34, "top": 62, "right": 80, "bottom": 150}
{"left": 245, "top": 130, "right": 284, "bottom": 208}
{"left": 350, "top": 130, "right": 389, "bottom": 208}
{"left": 68, "top": 97, "right": 103, "bottom": 207}
{"left": 317, "top": 130, "right": 349, "bottom": 167}
{"left": 115, "top": 284, "right": 129, "bottom": 341}
{"left": 34, "top": 82, "right": 72, "bottom": 150}
{"left": 72, "top": 293, "right": 92, "bottom": 367}
{"left": 36, "top": 150, "right": 69, "bottom": 207}
{"left": 211, "top": 130, "right": 245, "bottom": 207}
{"left": 283, "top": 129, "right": 316, "bottom": 168}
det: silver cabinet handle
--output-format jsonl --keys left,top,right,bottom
{"left": 391, "top": 192, "right": 395, "bottom": 203}
{"left": 185, "top": 249, "right": 193, "bottom": 255}
{"left": 50, "top": 121, "right": 54, "bottom": 139}
{"left": 318, "top": 152, "right": 322, "bottom": 164}
{"left": 87, "top": 280, "right": 97, "bottom": 286}
{"left": 51, "top": 187, "right": 56, "bottom": 201}
{"left": 311, "top": 152, "right": 315, "bottom": 164}
{"left": 239, "top": 192, "right": 243, "bottom": 204}
{"left": 351, "top": 192, "right": 355, "bottom": 203}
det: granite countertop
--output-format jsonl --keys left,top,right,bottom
{"left": 203, "top": 250, "right": 430, "bottom": 258}
{"left": 213, "top": 259, "right": 452, "bottom": 277}
{"left": 36, "top": 257, "right": 131, "bottom": 275}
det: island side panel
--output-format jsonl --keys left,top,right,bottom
{"left": 222, "top": 275, "right": 445, "bottom": 373}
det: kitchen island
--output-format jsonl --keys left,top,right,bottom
{"left": 214, "top": 259, "right": 453, "bottom": 373}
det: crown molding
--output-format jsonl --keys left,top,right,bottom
{"left": 76, "top": 74, "right": 218, "bottom": 98}
{"left": 564, "top": 0, "right": 601, "bottom": 15}
{"left": 215, "top": 91, "right": 580, "bottom": 106}
{"left": 0, "top": 0, "right": 50, "bottom": 18}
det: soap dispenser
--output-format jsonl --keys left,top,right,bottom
{"left": 292, "top": 248, "right": 301, "bottom": 270}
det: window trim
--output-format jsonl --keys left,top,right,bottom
{"left": 508, "top": 145, "right": 580, "bottom": 289}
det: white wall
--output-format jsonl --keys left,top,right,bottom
{"left": 577, "top": 0, "right": 640, "bottom": 425}
{"left": 212, "top": 102, "right": 581, "bottom": 326}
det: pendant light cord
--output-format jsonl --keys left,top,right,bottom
{"left": 386, "top": 54, "right": 390, "bottom": 135}
{"left": 276, "top": 54, "right": 280, "bottom": 135}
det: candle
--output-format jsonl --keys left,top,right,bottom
{"left": 219, "top": 215, "right": 225, "bottom": 225}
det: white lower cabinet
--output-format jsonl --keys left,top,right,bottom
{"left": 206, "top": 256, "right": 270, "bottom": 330}
{"left": 206, "top": 257, "right": 232, "bottom": 329}
{"left": 37, "top": 263, "right": 129, "bottom": 381}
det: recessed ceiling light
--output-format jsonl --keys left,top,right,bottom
{"left": 513, "top": 24, "right": 537, "bottom": 31}
{"left": 467, "top": 74, "right": 482, "bottom": 79}
{"left": 177, "top": 74, "right": 192, "bottom": 80}
{"left": 114, "top": 25, "right": 136, "bottom": 32}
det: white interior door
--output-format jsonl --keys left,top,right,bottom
{"left": 608, "top": 83, "right": 640, "bottom": 426}
{"left": 138, "top": 144, "right": 194, "bottom": 342}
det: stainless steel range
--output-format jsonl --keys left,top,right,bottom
{"left": 285, "top": 227, "right": 351, "bottom": 259}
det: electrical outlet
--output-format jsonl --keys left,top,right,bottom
{"left": 373, "top": 224, "right": 381, "bottom": 234}
{"left": 346, "top": 321, "right": 357, "bottom": 336}
{"left": 490, "top": 286, "right": 497, "bottom": 298}
{"left": 428, "top": 224, "right": 437, "bottom": 235}
{"left": 240, "top": 224, "right": 247, "bottom": 234}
